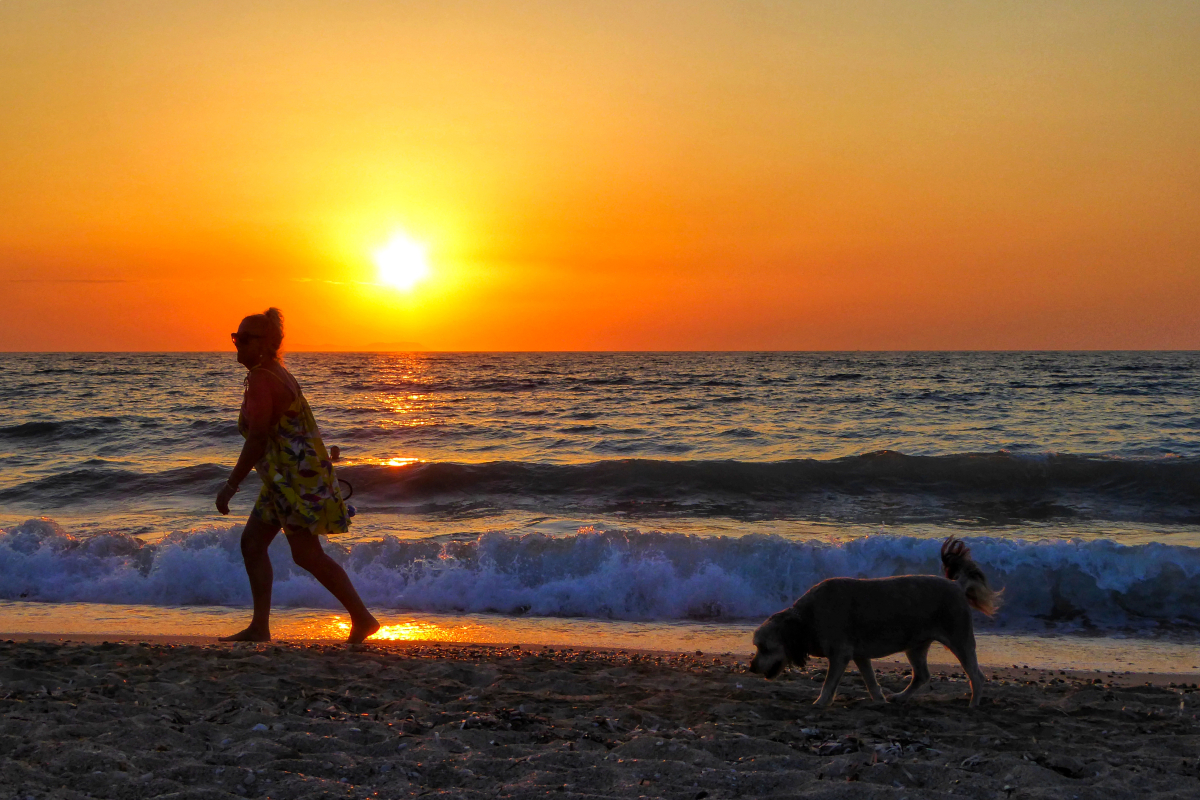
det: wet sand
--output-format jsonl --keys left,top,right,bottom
{"left": 2, "top": 637, "right": 1199, "bottom": 799}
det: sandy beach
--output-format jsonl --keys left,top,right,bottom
{"left": 2, "top": 637, "right": 1199, "bottom": 799}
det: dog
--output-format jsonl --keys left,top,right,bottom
{"left": 749, "top": 537, "right": 1001, "bottom": 707}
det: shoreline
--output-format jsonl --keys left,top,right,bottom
{"left": 4, "top": 632, "right": 1199, "bottom": 688}
{"left": 3, "top": 598, "right": 1199, "bottom": 676}
{"left": 2, "top": 638, "right": 1198, "bottom": 799}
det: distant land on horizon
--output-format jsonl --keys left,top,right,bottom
{"left": 352, "top": 342, "right": 426, "bottom": 352}
{"left": 2, "top": 348, "right": 1197, "bottom": 355}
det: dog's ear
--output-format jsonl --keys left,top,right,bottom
{"left": 777, "top": 608, "right": 811, "bottom": 669}
{"left": 941, "top": 536, "right": 968, "bottom": 579}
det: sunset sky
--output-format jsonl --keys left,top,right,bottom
{"left": 2, "top": 1, "right": 1197, "bottom": 351}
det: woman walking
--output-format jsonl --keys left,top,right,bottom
{"left": 216, "top": 308, "right": 378, "bottom": 643}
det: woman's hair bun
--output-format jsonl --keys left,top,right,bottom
{"left": 263, "top": 307, "right": 284, "bottom": 339}
{"left": 249, "top": 307, "right": 285, "bottom": 358}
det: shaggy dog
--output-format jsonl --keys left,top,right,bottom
{"left": 749, "top": 537, "right": 1001, "bottom": 707}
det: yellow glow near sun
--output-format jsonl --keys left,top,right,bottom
{"left": 373, "top": 233, "right": 430, "bottom": 290}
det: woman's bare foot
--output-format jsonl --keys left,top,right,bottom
{"left": 219, "top": 625, "right": 271, "bottom": 642}
{"left": 347, "top": 614, "right": 380, "bottom": 644}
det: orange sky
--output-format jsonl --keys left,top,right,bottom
{"left": 2, "top": 1, "right": 1198, "bottom": 351}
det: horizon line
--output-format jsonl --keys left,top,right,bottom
{"left": 2, "top": 348, "right": 1198, "bottom": 355}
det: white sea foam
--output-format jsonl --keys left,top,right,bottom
{"left": 2, "top": 518, "right": 1199, "bottom": 632}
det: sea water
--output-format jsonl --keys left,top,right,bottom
{"left": 1, "top": 352, "right": 1198, "bottom": 669}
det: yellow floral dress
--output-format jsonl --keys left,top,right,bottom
{"left": 238, "top": 368, "right": 350, "bottom": 535}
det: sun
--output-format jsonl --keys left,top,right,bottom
{"left": 373, "top": 233, "right": 430, "bottom": 290}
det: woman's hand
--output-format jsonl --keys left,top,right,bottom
{"left": 218, "top": 371, "right": 271, "bottom": 517}
{"left": 216, "top": 482, "right": 237, "bottom": 515}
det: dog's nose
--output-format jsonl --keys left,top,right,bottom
{"left": 749, "top": 656, "right": 760, "bottom": 673}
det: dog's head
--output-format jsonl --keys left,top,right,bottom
{"left": 750, "top": 607, "right": 811, "bottom": 679}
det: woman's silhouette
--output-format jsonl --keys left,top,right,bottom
{"left": 216, "top": 308, "right": 379, "bottom": 643}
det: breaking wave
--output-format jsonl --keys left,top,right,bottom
{"left": 3, "top": 519, "right": 1199, "bottom": 632}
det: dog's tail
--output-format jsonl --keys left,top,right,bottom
{"left": 941, "top": 537, "right": 1002, "bottom": 616}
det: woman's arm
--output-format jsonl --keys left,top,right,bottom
{"left": 216, "top": 371, "right": 276, "bottom": 515}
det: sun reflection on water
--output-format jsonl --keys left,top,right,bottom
{"left": 382, "top": 457, "right": 421, "bottom": 467}
{"left": 379, "top": 392, "right": 434, "bottom": 429}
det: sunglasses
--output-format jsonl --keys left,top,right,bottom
{"left": 230, "top": 332, "right": 265, "bottom": 346}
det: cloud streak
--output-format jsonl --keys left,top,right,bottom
{"left": 1, "top": 279, "right": 128, "bottom": 284}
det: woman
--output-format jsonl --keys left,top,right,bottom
{"left": 216, "top": 308, "right": 379, "bottom": 643}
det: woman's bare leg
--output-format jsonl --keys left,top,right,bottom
{"left": 287, "top": 531, "right": 379, "bottom": 643}
{"left": 219, "top": 515, "right": 281, "bottom": 642}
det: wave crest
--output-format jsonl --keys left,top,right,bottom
{"left": 3, "top": 520, "right": 1198, "bottom": 631}
{"left": 6, "top": 452, "right": 1200, "bottom": 523}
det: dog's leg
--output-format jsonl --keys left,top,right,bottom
{"left": 813, "top": 653, "right": 850, "bottom": 708}
{"left": 942, "top": 636, "right": 986, "bottom": 707}
{"left": 891, "top": 642, "right": 932, "bottom": 702}
{"left": 854, "top": 656, "right": 886, "bottom": 702}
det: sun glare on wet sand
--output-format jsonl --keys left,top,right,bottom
{"left": 333, "top": 618, "right": 459, "bottom": 642}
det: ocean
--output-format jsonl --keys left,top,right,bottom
{"left": 2, "top": 351, "right": 1198, "bottom": 670}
